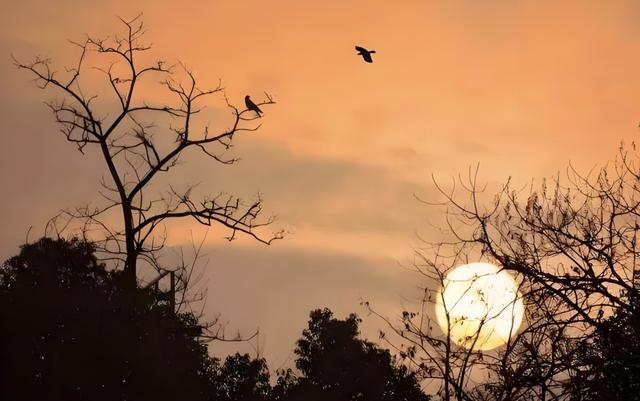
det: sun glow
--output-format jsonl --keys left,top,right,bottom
{"left": 435, "top": 262, "right": 524, "bottom": 351}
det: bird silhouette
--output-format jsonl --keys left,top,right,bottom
{"left": 245, "top": 95, "right": 262, "bottom": 117}
{"left": 355, "top": 46, "right": 376, "bottom": 63}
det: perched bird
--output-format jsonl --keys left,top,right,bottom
{"left": 355, "top": 46, "right": 376, "bottom": 63}
{"left": 245, "top": 95, "right": 262, "bottom": 117}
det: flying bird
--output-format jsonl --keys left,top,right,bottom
{"left": 355, "top": 46, "right": 376, "bottom": 63}
{"left": 245, "top": 95, "right": 262, "bottom": 117}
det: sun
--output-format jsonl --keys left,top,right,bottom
{"left": 434, "top": 262, "right": 524, "bottom": 351}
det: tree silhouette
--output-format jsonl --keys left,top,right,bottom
{"left": 386, "top": 149, "right": 640, "bottom": 400}
{"left": 0, "top": 243, "right": 435, "bottom": 401}
{"left": 14, "top": 14, "right": 282, "bottom": 290}
{"left": 429, "top": 155, "right": 640, "bottom": 331}
{"left": 567, "top": 299, "right": 640, "bottom": 401}
{"left": 212, "top": 353, "right": 272, "bottom": 401}
{"left": 366, "top": 267, "right": 529, "bottom": 401}
{"left": 0, "top": 237, "right": 220, "bottom": 401}
{"left": 275, "top": 308, "right": 429, "bottom": 401}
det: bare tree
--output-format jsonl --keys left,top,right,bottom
{"left": 368, "top": 148, "right": 640, "bottom": 400}
{"left": 424, "top": 152, "right": 640, "bottom": 400}
{"left": 366, "top": 257, "right": 525, "bottom": 401}
{"left": 430, "top": 154, "right": 640, "bottom": 322}
{"left": 14, "top": 14, "right": 283, "bottom": 290}
{"left": 367, "top": 234, "right": 589, "bottom": 401}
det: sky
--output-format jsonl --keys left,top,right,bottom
{"left": 2, "top": 0, "right": 640, "bottom": 370}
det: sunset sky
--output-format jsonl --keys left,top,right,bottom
{"left": 2, "top": 0, "right": 640, "bottom": 369}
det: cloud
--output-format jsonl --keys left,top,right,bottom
{"left": 184, "top": 242, "right": 425, "bottom": 370}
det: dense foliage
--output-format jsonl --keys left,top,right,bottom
{"left": 0, "top": 238, "right": 429, "bottom": 401}
{"left": 0, "top": 237, "right": 216, "bottom": 401}
{"left": 568, "top": 300, "right": 640, "bottom": 401}
{"left": 275, "top": 308, "right": 429, "bottom": 401}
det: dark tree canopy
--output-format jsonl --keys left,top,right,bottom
{"left": 212, "top": 353, "right": 272, "bottom": 401}
{"left": 0, "top": 237, "right": 216, "bottom": 401}
{"left": 276, "top": 308, "right": 429, "bottom": 401}
{"left": 568, "top": 299, "right": 640, "bottom": 401}
{"left": 0, "top": 238, "right": 431, "bottom": 401}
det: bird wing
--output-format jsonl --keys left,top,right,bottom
{"left": 362, "top": 53, "right": 373, "bottom": 63}
{"left": 355, "top": 46, "right": 368, "bottom": 53}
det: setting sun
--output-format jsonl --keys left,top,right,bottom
{"left": 435, "top": 262, "right": 524, "bottom": 351}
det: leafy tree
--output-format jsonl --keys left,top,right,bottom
{"left": 568, "top": 300, "right": 640, "bottom": 401}
{"left": 0, "top": 239, "right": 432, "bottom": 401}
{"left": 275, "top": 308, "right": 429, "bottom": 401}
{"left": 0, "top": 237, "right": 215, "bottom": 401}
{"left": 212, "top": 353, "right": 272, "bottom": 401}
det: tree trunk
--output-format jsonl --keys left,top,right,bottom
{"left": 123, "top": 203, "right": 137, "bottom": 290}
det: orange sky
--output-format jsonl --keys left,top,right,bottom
{"left": 2, "top": 0, "right": 640, "bottom": 369}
